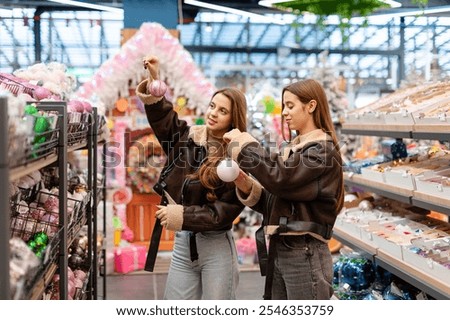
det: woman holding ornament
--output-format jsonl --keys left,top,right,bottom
{"left": 223, "top": 79, "right": 344, "bottom": 300}
{"left": 136, "top": 55, "right": 247, "bottom": 300}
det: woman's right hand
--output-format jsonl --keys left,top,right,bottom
{"left": 143, "top": 55, "right": 160, "bottom": 80}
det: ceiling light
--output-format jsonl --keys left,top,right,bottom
{"left": 47, "top": 0, "right": 123, "bottom": 14}
{"left": 185, "top": 0, "right": 287, "bottom": 25}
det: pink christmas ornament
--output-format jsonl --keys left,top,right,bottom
{"left": 81, "top": 101, "right": 93, "bottom": 113}
{"left": 33, "top": 86, "right": 51, "bottom": 100}
{"left": 217, "top": 159, "right": 239, "bottom": 182}
{"left": 44, "top": 195, "right": 59, "bottom": 211}
{"left": 148, "top": 80, "right": 167, "bottom": 97}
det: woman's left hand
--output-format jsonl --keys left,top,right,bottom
{"left": 156, "top": 205, "right": 168, "bottom": 226}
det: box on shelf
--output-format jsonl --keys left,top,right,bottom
{"left": 402, "top": 237, "right": 450, "bottom": 281}
{"left": 383, "top": 110, "right": 415, "bottom": 126}
{"left": 360, "top": 165, "right": 386, "bottom": 183}
{"left": 414, "top": 169, "right": 450, "bottom": 199}
{"left": 412, "top": 97, "right": 450, "bottom": 128}
{"left": 114, "top": 244, "right": 147, "bottom": 274}
{"left": 361, "top": 218, "right": 422, "bottom": 259}
{"left": 383, "top": 167, "right": 416, "bottom": 191}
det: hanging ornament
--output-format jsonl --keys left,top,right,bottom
{"left": 148, "top": 80, "right": 167, "bottom": 97}
{"left": 116, "top": 98, "right": 128, "bottom": 112}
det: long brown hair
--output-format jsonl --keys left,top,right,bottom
{"left": 282, "top": 79, "right": 344, "bottom": 210}
{"left": 191, "top": 87, "right": 247, "bottom": 201}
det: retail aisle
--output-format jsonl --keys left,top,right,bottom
{"left": 105, "top": 269, "right": 264, "bottom": 300}
{"left": 103, "top": 251, "right": 264, "bottom": 300}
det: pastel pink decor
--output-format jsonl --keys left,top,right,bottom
{"left": 114, "top": 245, "right": 147, "bottom": 274}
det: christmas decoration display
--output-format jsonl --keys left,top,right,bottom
{"left": 75, "top": 22, "right": 216, "bottom": 115}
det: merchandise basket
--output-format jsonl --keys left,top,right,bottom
{"left": 0, "top": 73, "right": 36, "bottom": 97}
{"left": 9, "top": 210, "right": 62, "bottom": 299}
{"left": 67, "top": 112, "right": 90, "bottom": 146}
{"left": 8, "top": 113, "right": 59, "bottom": 168}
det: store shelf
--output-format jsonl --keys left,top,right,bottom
{"left": 341, "top": 126, "right": 412, "bottom": 138}
{"left": 2, "top": 97, "right": 105, "bottom": 300}
{"left": 333, "top": 227, "right": 450, "bottom": 299}
{"left": 341, "top": 121, "right": 450, "bottom": 300}
{"left": 375, "top": 251, "right": 450, "bottom": 300}
{"left": 9, "top": 154, "right": 58, "bottom": 182}
{"left": 344, "top": 173, "right": 450, "bottom": 217}
{"left": 333, "top": 227, "right": 377, "bottom": 257}
{"left": 344, "top": 173, "right": 412, "bottom": 203}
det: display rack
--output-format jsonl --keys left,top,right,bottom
{"left": 340, "top": 124, "right": 450, "bottom": 299}
{"left": 0, "top": 97, "right": 105, "bottom": 300}
{"left": 0, "top": 96, "right": 11, "bottom": 300}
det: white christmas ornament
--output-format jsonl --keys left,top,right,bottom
{"left": 217, "top": 159, "right": 239, "bottom": 182}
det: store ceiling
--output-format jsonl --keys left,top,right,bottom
{"left": 2, "top": 0, "right": 450, "bottom": 18}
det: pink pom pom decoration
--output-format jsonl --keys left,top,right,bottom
{"left": 148, "top": 80, "right": 167, "bottom": 97}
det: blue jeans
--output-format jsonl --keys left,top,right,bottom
{"left": 271, "top": 235, "right": 334, "bottom": 300}
{"left": 164, "top": 230, "right": 239, "bottom": 300}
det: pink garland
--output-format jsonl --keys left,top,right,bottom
{"left": 75, "top": 22, "right": 216, "bottom": 115}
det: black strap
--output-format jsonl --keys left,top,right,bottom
{"left": 285, "top": 221, "right": 333, "bottom": 239}
{"left": 189, "top": 232, "right": 199, "bottom": 261}
{"left": 255, "top": 226, "right": 268, "bottom": 276}
{"left": 263, "top": 234, "right": 278, "bottom": 300}
{"left": 144, "top": 219, "right": 163, "bottom": 272}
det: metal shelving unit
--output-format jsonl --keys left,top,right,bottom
{"left": 0, "top": 96, "right": 11, "bottom": 300}
{"left": 333, "top": 228, "right": 450, "bottom": 299}
{"left": 340, "top": 124, "right": 450, "bottom": 299}
{"left": 0, "top": 97, "right": 105, "bottom": 300}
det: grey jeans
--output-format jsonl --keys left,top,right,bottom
{"left": 271, "top": 235, "right": 334, "bottom": 300}
{"left": 164, "top": 229, "right": 239, "bottom": 300}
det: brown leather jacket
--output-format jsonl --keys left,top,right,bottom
{"left": 144, "top": 97, "right": 244, "bottom": 232}
{"left": 235, "top": 134, "right": 344, "bottom": 240}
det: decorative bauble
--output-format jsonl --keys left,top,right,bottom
{"left": 25, "top": 104, "right": 38, "bottom": 115}
{"left": 33, "top": 231, "right": 49, "bottom": 246}
{"left": 34, "top": 86, "right": 51, "bottom": 100}
{"left": 344, "top": 194, "right": 358, "bottom": 203}
{"left": 148, "top": 80, "right": 167, "bottom": 97}
{"left": 217, "top": 159, "right": 239, "bottom": 182}
{"left": 44, "top": 196, "right": 59, "bottom": 211}
{"left": 34, "top": 116, "right": 50, "bottom": 133}
{"left": 358, "top": 200, "right": 373, "bottom": 211}
{"left": 68, "top": 254, "right": 83, "bottom": 269}
{"left": 74, "top": 269, "right": 87, "bottom": 281}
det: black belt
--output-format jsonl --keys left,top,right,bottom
{"left": 255, "top": 218, "right": 333, "bottom": 299}
{"left": 189, "top": 232, "right": 199, "bottom": 262}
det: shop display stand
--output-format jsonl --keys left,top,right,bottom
{"left": 0, "top": 98, "right": 105, "bottom": 300}
{"left": 338, "top": 126, "right": 450, "bottom": 299}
